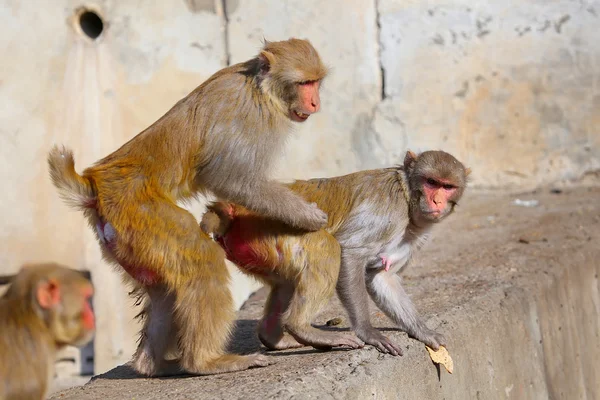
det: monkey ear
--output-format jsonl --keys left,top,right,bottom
{"left": 258, "top": 50, "right": 276, "bottom": 74}
{"left": 36, "top": 279, "right": 61, "bottom": 309}
{"left": 465, "top": 167, "right": 472, "bottom": 177}
{"left": 403, "top": 150, "right": 418, "bottom": 169}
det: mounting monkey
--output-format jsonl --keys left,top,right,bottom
{"left": 0, "top": 263, "right": 95, "bottom": 400}
{"left": 201, "top": 150, "right": 470, "bottom": 355}
{"left": 47, "top": 38, "right": 328, "bottom": 376}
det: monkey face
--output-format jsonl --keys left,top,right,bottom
{"left": 258, "top": 38, "right": 328, "bottom": 123}
{"left": 288, "top": 81, "right": 321, "bottom": 122}
{"left": 418, "top": 177, "right": 462, "bottom": 222}
{"left": 405, "top": 150, "right": 469, "bottom": 223}
{"left": 46, "top": 280, "right": 96, "bottom": 347}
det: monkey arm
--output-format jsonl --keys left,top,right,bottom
{"left": 366, "top": 270, "right": 446, "bottom": 350}
{"left": 211, "top": 179, "right": 328, "bottom": 231}
{"left": 336, "top": 250, "right": 403, "bottom": 356}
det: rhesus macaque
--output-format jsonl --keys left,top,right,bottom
{"left": 47, "top": 38, "right": 328, "bottom": 376}
{"left": 0, "top": 263, "right": 95, "bottom": 400}
{"left": 201, "top": 150, "right": 470, "bottom": 356}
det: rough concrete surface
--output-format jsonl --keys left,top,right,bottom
{"left": 51, "top": 186, "right": 600, "bottom": 399}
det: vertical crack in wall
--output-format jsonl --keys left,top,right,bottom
{"left": 375, "top": 0, "right": 386, "bottom": 101}
{"left": 220, "top": 0, "right": 231, "bottom": 66}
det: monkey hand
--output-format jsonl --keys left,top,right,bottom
{"left": 294, "top": 202, "right": 328, "bottom": 231}
{"left": 411, "top": 327, "right": 446, "bottom": 351}
{"left": 356, "top": 327, "right": 403, "bottom": 356}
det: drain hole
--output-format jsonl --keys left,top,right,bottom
{"left": 79, "top": 10, "right": 103, "bottom": 40}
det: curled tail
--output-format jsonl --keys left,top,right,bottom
{"left": 47, "top": 145, "right": 95, "bottom": 210}
{"left": 200, "top": 202, "right": 236, "bottom": 237}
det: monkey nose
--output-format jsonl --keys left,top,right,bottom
{"left": 310, "top": 94, "right": 321, "bottom": 113}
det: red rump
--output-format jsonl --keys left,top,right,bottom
{"left": 216, "top": 218, "right": 274, "bottom": 276}
{"left": 98, "top": 218, "right": 160, "bottom": 286}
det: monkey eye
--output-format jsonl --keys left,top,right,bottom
{"left": 297, "top": 80, "right": 314, "bottom": 86}
{"left": 443, "top": 184, "right": 456, "bottom": 190}
{"left": 425, "top": 178, "right": 438, "bottom": 186}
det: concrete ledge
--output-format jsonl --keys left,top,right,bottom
{"left": 52, "top": 187, "right": 600, "bottom": 400}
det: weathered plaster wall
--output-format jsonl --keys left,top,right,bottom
{"left": 0, "top": 0, "right": 598, "bottom": 376}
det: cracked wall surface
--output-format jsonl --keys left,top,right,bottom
{"left": 0, "top": 0, "right": 598, "bottom": 377}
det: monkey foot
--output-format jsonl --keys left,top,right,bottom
{"left": 295, "top": 332, "right": 365, "bottom": 351}
{"left": 246, "top": 353, "right": 274, "bottom": 368}
{"left": 358, "top": 329, "right": 403, "bottom": 356}
{"left": 260, "top": 333, "right": 304, "bottom": 350}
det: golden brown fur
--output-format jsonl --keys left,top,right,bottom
{"left": 0, "top": 263, "right": 94, "bottom": 400}
{"left": 47, "top": 38, "right": 328, "bottom": 376}
{"left": 202, "top": 151, "right": 470, "bottom": 354}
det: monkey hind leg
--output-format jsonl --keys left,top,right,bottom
{"left": 283, "top": 232, "right": 364, "bottom": 351}
{"left": 174, "top": 264, "right": 272, "bottom": 375}
{"left": 118, "top": 199, "right": 270, "bottom": 375}
{"left": 132, "top": 286, "right": 178, "bottom": 376}
{"left": 257, "top": 283, "right": 303, "bottom": 350}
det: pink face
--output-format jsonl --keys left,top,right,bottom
{"left": 422, "top": 177, "right": 458, "bottom": 217}
{"left": 81, "top": 285, "right": 95, "bottom": 331}
{"left": 290, "top": 81, "right": 321, "bottom": 122}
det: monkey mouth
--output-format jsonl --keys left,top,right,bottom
{"left": 290, "top": 109, "right": 310, "bottom": 122}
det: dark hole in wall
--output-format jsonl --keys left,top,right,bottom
{"left": 79, "top": 11, "right": 103, "bottom": 40}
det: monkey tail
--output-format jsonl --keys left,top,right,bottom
{"left": 47, "top": 145, "right": 96, "bottom": 210}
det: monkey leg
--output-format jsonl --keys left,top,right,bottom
{"left": 174, "top": 275, "right": 271, "bottom": 374}
{"left": 283, "top": 284, "right": 364, "bottom": 351}
{"left": 132, "top": 286, "right": 179, "bottom": 376}
{"left": 366, "top": 270, "right": 446, "bottom": 350}
{"left": 282, "top": 235, "right": 364, "bottom": 351}
{"left": 257, "top": 282, "right": 303, "bottom": 350}
{"left": 337, "top": 252, "right": 403, "bottom": 356}
{"left": 119, "top": 199, "right": 270, "bottom": 375}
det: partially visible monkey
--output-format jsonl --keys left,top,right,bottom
{"left": 48, "top": 38, "right": 328, "bottom": 376}
{"left": 201, "top": 150, "right": 470, "bottom": 356}
{"left": 0, "top": 263, "right": 95, "bottom": 400}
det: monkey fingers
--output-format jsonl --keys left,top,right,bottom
{"left": 359, "top": 328, "right": 403, "bottom": 356}
{"left": 288, "top": 328, "right": 365, "bottom": 351}
{"left": 410, "top": 328, "right": 447, "bottom": 351}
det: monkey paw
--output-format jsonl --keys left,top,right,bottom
{"left": 297, "top": 202, "right": 328, "bottom": 231}
{"left": 357, "top": 329, "right": 403, "bottom": 356}
{"left": 326, "top": 334, "right": 365, "bottom": 350}
{"left": 413, "top": 328, "right": 447, "bottom": 350}
{"left": 247, "top": 353, "right": 275, "bottom": 368}
{"left": 260, "top": 333, "right": 304, "bottom": 350}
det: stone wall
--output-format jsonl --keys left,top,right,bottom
{"left": 0, "top": 0, "right": 598, "bottom": 376}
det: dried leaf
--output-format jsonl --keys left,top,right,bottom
{"left": 426, "top": 345, "right": 454, "bottom": 374}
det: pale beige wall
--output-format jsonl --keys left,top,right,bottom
{"left": 0, "top": 0, "right": 598, "bottom": 376}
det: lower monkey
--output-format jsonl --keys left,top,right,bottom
{"left": 0, "top": 263, "right": 95, "bottom": 400}
{"left": 201, "top": 150, "right": 470, "bottom": 355}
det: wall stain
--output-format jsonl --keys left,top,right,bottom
{"left": 554, "top": 15, "right": 570, "bottom": 34}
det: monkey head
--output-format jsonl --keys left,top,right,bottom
{"left": 404, "top": 150, "right": 471, "bottom": 224}
{"left": 14, "top": 263, "right": 96, "bottom": 347}
{"left": 257, "top": 38, "right": 328, "bottom": 123}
